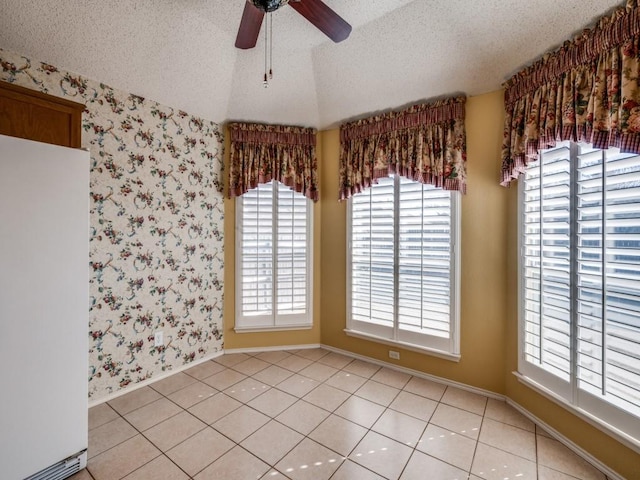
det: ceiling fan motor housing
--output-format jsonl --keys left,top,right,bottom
{"left": 250, "top": 0, "right": 290, "bottom": 13}
{"left": 237, "top": 0, "right": 351, "bottom": 50}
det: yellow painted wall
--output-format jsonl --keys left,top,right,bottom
{"left": 318, "top": 90, "right": 640, "bottom": 477}
{"left": 223, "top": 127, "right": 322, "bottom": 349}
{"left": 320, "top": 90, "right": 509, "bottom": 393}
{"left": 222, "top": 92, "right": 640, "bottom": 477}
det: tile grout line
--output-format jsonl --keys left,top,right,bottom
{"left": 104, "top": 352, "right": 468, "bottom": 478}
{"left": 119, "top": 352, "right": 333, "bottom": 479}
{"left": 87, "top": 402, "right": 168, "bottom": 479}
{"left": 92, "top": 362, "right": 243, "bottom": 479}
{"left": 98, "top": 354, "right": 440, "bottom": 479}
{"left": 233, "top": 352, "right": 591, "bottom": 478}
{"left": 238, "top": 349, "right": 365, "bottom": 478}
{"left": 86, "top": 348, "right": 608, "bottom": 480}
{"left": 287, "top": 353, "right": 542, "bottom": 479}
{"left": 90, "top": 352, "right": 374, "bottom": 479}
{"left": 109, "top": 390, "right": 195, "bottom": 480}
{"left": 467, "top": 393, "right": 489, "bottom": 480}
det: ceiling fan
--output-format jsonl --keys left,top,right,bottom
{"left": 235, "top": 0, "right": 352, "bottom": 49}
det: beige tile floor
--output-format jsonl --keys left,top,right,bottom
{"left": 71, "top": 348, "right": 612, "bottom": 480}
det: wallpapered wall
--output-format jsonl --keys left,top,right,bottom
{"left": 0, "top": 48, "right": 225, "bottom": 401}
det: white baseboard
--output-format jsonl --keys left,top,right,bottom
{"left": 321, "top": 343, "right": 505, "bottom": 400}
{"left": 224, "top": 343, "right": 321, "bottom": 355}
{"left": 88, "top": 349, "right": 224, "bottom": 408}
{"left": 88, "top": 344, "right": 320, "bottom": 407}
{"left": 506, "top": 398, "right": 625, "bottom": 480}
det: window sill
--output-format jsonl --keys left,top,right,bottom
{"left": 513, "top": 371, "right": 640, "bottom": 454}
{"left": 234, "top": 324, "right": 313, "bottom": 334}
{"left": 343, "top": 329, "right": 461, "bottom": 362}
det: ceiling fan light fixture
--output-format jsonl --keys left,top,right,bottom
{"left": 250, "top": 0, "right": 290, "bottom": 13}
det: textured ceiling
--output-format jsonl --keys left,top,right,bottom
{"left": 0, "top": 0, "right": 624, "bottom": 129}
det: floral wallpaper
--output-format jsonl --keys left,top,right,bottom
{"left": 0, "top": 48, "right": 224, "bottom": 400}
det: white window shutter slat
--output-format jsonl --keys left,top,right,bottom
{"left": 348, "top": 175, "right": 459, "bottom": 353}
{"left": 520, "top": 142, "right": 640, "bottom": 442}
{"left": 236, "top": 181, "right": 312, "bottom": 330}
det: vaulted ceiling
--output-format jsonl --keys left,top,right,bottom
{"left": 0, "top": 0, "right": 623, "bottom": 129}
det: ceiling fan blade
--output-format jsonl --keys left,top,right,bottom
{"left": 289, "top": 0, "right": 352, "bottom": 43}
{"left": 235, "top": 1, "right": 265, "bottom": 49}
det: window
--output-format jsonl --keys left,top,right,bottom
{"left": 236, "top": 181, "right": 312, "bottom": 331}
{"left": 347, "top": 175, "right": 460, "bottom": 356}
{"left": 520, "top": 141, "right": 640, "bottom": 444}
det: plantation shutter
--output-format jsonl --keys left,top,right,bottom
{"left": 350, "top": 176, "right": 395, "bottom": 334}
{"left": 236, "top": 181, "right": 311, "bottom": 329}
{"left": 523, "top": 145, "right": 572, "bottom": 381}
{"left": 398, "top": 178, "right": 453, "bottom": 343}
{"left": 521, "top": 143, "right": 640, "bottom": 425}
{"left": 349, "top": 175, "right": 458, "bottom": 352}
{"left": 238, "top": 181, "right": 274, "bottom": 324}
{"left": 276, "top": 183, "right": 311, "bottom": 317}
{"left": 577, "top": 147, "right": 640, "bottom": 416}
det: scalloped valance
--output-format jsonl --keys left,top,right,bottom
{"left": 227, "top": 122, "right": 319, "bottom": 202}
{"left": 338, "top": 96, "right": 467, "bottom": 200}
{"left": 501, "top": 0, "right": 640, "bottom": 185}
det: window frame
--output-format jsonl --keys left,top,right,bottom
{"left": 235, "top": 181, "right": 314, "bottom": 332}
{"left": 517, "top": 141, "right": 640, "bottom": 451}
{"left": 345, "top": 175, "right": 461, "bottom": 359}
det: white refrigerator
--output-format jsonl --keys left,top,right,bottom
{"left": 0, "top": 134, "right": 89, "bottom": 480}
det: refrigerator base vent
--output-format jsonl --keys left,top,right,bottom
{"left": 25, "top": 450, "right": 87, "bottom": 480}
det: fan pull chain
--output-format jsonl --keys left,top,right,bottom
{"left": 263, "top": 12, "right": 269, "bottom": 87}
{"left": 269, "top": 12, "right": 273, "bottom": 80}
{"left": 263, "top": 12, "right": 275, "bottom": 88}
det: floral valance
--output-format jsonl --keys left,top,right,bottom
{"left": 227, "top": 122, "right": 319, "bottom": 202}
{"left": 339, "top": 96, "right": 467, "bottom": 200}
{"left": 501, "top": 0, "right": 640, "bottom": 186}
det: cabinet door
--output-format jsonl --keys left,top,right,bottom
{"left": 0, "top": 81, "right": 84, "bottom": 148}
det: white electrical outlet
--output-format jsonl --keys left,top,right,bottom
{"left": 154, "top": 331, "right": 164, "bottom": 347}
{"left": 389, "top": 350, "right": 400, "bottom": 360}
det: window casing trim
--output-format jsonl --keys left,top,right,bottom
{"left": 514, "top": 371, "right": 640, "bottom": 454}
{"left": 516, "top": 142, "right": 640, "bottom": 447}
{"left": 345, "top": 176, "right": 461, "bottom": 357}
{"left": 343, "top": 328, "right": 461, "bottom": 362}
{"left": 235, "top": 182, "right": 314, "bottom": 331}
{"left": 234, "top": 324, "right": 314, "bottom": 334}
{"left": 517, "top": 148, "right": 573, "bottom": 401}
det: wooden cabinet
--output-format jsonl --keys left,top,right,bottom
{"left": 0, "top": 81, "right": 84, "bottom": 148}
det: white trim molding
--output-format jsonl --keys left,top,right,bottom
{"left": 88, "top": 349, "right": 224, "bottom": 408}
{"left": 344, "top": 329, "right": 461, "bottom": 363}
{"left": 514, "top": 372, "right": 640, "bottom": 455}
{"left": 322, "top": 344, "right": 498, "bottom": 399}
{"left": 224, "top": 343, "right": 322, "bottom": 355}
{"left": 234, "top": 325, "right": 314, "bottom": 334}
{"left": 507, "top": 397, "right": 626, "bottom": 480}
